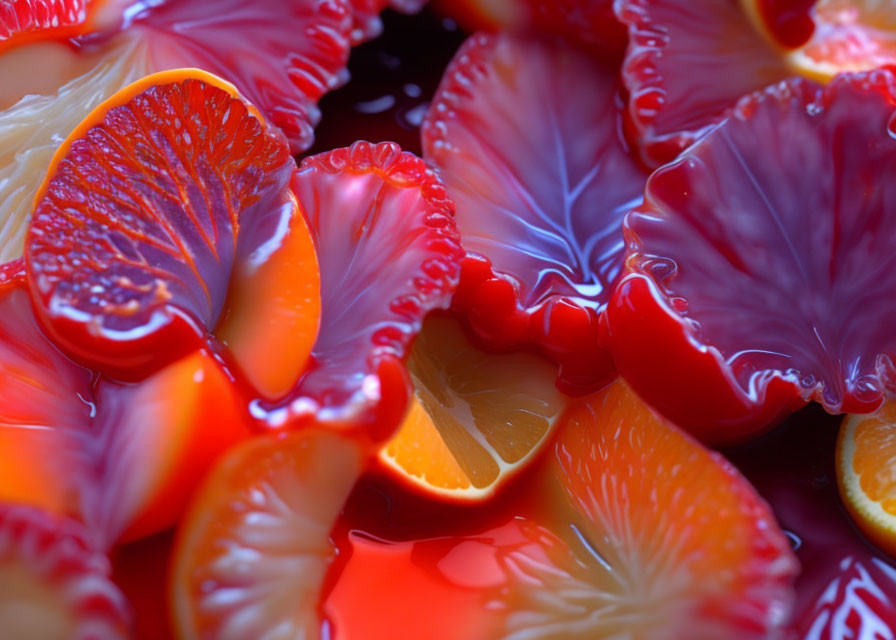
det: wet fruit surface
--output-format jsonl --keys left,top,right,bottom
{"left": 379, "top": 314, "right": 566, "bottom": 501}
{"left": 26, "top": 70, "right": 311, "bottom": 378}
{"left": 171, "top": 429, "right": 364, "bottom": 640}
{"left": 327, "top": 381, "right": 798, "bottom": 639}
{"left": 424, "top": 32, "right": 647, "bottom": 392}
{"left": 608, "top": 70, "right": 896, "bottom": 443}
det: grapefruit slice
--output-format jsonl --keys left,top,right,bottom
{"left": 326, "top": 381, "right": 798, "bottom": 638}
{"left": 378, "top": 314, "right": 566, "bottom": 502}
{"left": 607, "top": 70, "right": 896, "bottom": 443}
{"left": 837, "top": 402, "right": 896, "bottom": 557}
{"left": 788, "top": 0, "right": 896, "bottom": 80}
{"left": 263, "top": 141, "right": 462, "bottom": 439}
{"left": 616, "top": 0, "right": 792, "bottom": 167}
{"left": 170, "top": 429, "right": 364, "bottom": 640}
{"left": 26, "top": 69, "right": 320, "bottom": 383}
{"left": 0, "top": 503, "right": 131, "bottom": 638}
{"left": 423, "top": 33, "right": 647, "bottom": 393}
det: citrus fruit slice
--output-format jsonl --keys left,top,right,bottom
{"left": 0, "top": 35, "right": 149, "bottom": 262}
{"left": 378, "top": 314, "right": 566, "bottom": 502}
{"left": 0, "top": 503, "right": 131, "bottom": 638}
{"left": 616, "top": 0, "right": 791, "bottom": 167}
{"left": 423, "top": 33, "right": 647, "bottom": 393}
{"left": 327, "top": 381, "right": 798, "bottom": 638}
{"left": 26, "top": 69, "right": 320, "bottom": 383}
{"left": 261, "top": 141, "right": 462, "bottom": 439}
{"left": 0, "top": 1, "right": 352, "bottom": 262}
{"left": 788, "top": 0, "right": 896, "bottom": 81}
{"left": 0, "top": 0, "right": 102, "bottom": 52}
{"left": 170, "top": 429, "right": 364, "bottom": 640}
{"left": 607, "top": 70, "right": 896, "bottom": 443}
{"left": 0, "top": 260, "right": 253, "bottom": 546}
{"left": 837, "top": 402, "right": 896, "bottom": 557}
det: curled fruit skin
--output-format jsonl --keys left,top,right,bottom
{"left": 251, "top": 141, "right": 464, "bottom": 442}
{"left": 608, "top": 69, "right": 896, "bottom": 444}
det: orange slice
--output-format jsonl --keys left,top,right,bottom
{"left": 837, "top": 401, "right": 896, "bottom": 556}
{"left": 26, "top": 68, "right": 320, "bottom": 390}
{"left": 170, "top": 429, "right": 364, "bottom": 639}
{"left": 788, "top": 0, "right": 896, "bottom": 81}
{"left": 378, "top": 315, "right": 567, "bottom": 502}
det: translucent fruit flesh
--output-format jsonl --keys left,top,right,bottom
{"left": 608, "top": 70, "right": 896, "bottom": 442}
{"left": 26, "top": 69, "right": 320, "bottom": 385}
{"left": 379, "top": 314, "right": 566, "bottom": 502}
{"left": 170, "top": 429, "right": 364, "bottom": 640}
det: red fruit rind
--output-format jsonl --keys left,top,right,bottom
{"left": 424, "top": 33, "right": 645, "bottom": 393}
{"left": 0, "top": 503, "right": 131, "bottom": 638}
{"left": 26, "top": 70, "right": 296, "bottom": 378}
{"left": 256, "top": 141, "right": 462, "bottom": 440}
{"left": 132, "top": 0, "right": 353, "bottom": 153}
{"left": 616, "top": 0, "right": 791, "bottom": 167}
{"left": 609, "top": 70, "right": 896, "bottom": 442}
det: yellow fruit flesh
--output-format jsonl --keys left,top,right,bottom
{"left": 380, "top": 315, "right": 566, "bottom": 500}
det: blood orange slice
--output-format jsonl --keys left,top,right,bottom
{"left": 258, "top": 141, "right": 462, "bottom": 439}
{"left": 0, "top": 0, "right": 101, "bottom": 52}
{"left": 26, "top": 69, "right": 320, "bottom": 382}
{"left": 789, "top": 0, "right": 896, "bottom": 80}
{"left": 378, "top": 314, "right": 566, "bottom": 502}
{"left": 327, "top": 381, "right": 798, "bottom": 638}
{"left": 0, "top": 503, "right": 131, "bottom": 638}
{"left": 607, "top": 70, "right": 896, "bottom": 443}
{"left": 423, "top": 33, "right": 646, "bottom": 393}
{"left": 616, "top": 0, "right": 792, "bottom": 167}
{"left": 170, "top": 429, "right": 364, "bottom": 640}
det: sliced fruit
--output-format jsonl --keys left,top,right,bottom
{"left": 125, "top": 0, "right": 352, "bottom": 153}
{"left": 170, "top": 429, "right": 364, "bottom": 640}
{"left": 327, "top": 380, "right": 798, "bottom": 638}
{"left": 432, "top": 0, "right": 628, "bottom": 56}
{"left": 789, "top": 0, "right": 896, "bottom": 81}
{"left": 0, "top": 262, "right": 93, "bottom": 517}
{"left": 217, "top": 191, "right": 321, "bottom": 401}
{"left": 0, "top": 35, "right": 149, "bottom": 262}
{"left": 0, "top": 503, "right": 131, "bottom": 638}
{"left": 0, "top": 261, "right": 253, "bottom": 546}
{"left": 423, "top": 33, "right": 647, "bottom": 392}
{"left": 616, "top": 0, "right": 791, "bottom": 167}
{"left": 26, "top": 69, "right": 320, "bottom": 380}
{"left": 837, "top": 402, "right": 896, "bottom": 557}
{"left": 607, "top": 70, "right": 896, "bottom": 443}
{"left": 264, "top": 141, "right": 462, "bottom": 439}
{"left": 91, "top": 350, "right": 253, "bottom": 544}
{"left": 0, "top": 0, "right": 98, "bottom": 52}
{"left": 378, "top": 314, "right": 566, "bottom": 502}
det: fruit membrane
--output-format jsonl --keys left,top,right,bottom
{"left": 423, "top": 32, "right": 648, "bottom": 394}
{"left": 607, "top": 69, "right": 896, "bottom": 444}
{"left": 249, "top": 141, "right": 464, "bottom": 442}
